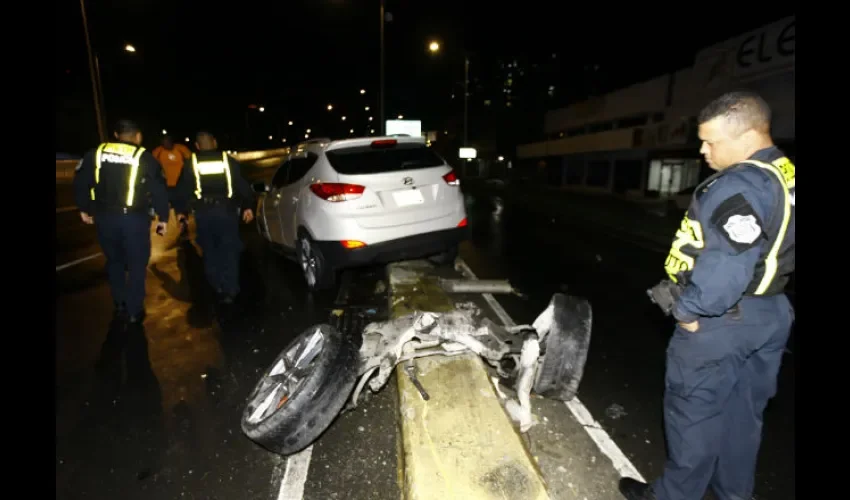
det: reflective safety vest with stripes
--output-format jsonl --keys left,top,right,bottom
{"left": 664, "top": 155, "right": 795, "bottom": 296}
{"left": 92, "top": 142, "right": 146, "bottom": 207}
{"left": 191, "top": 152, "right": 233, "bottom": 199}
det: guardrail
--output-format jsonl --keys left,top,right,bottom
{"left": 56, "top": 148, "right": 291, "bottom": 183}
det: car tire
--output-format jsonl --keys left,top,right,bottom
{"left": 533, "top": 293, "right": 592, "bottom": 401}
{"left": 241, "top": 323, "right": 360, "bottom": 456}
{"left": 428, "top": 245, "right": 458, "bottom": 266}
{"left": 297, "top": 233, "right": 336, "bottom": 291}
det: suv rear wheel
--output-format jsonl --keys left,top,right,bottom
{"left": 297, "top": 233, "right": 336, "bottom": 291}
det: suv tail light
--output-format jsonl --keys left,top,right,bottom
{"left": 443, "top": 170, "right": 460, "bottom": 186}
{"left": 310, "top": 183, "right": 365, "bottom": 202}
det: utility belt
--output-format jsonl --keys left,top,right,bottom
{"left": 194, "top": 196, "right": 233, "bottom": 206}
{"left": 192, "top": 196, "right": 239, "bottom": 213}
{"left": 94, "top": 203, "right": 148, "bottom": 216}
{"left": 647, "top": 277, "right": 784, "bottom": 318}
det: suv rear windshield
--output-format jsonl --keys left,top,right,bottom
{"left": 325, "top": 143, "right": 445, "bottom": 175}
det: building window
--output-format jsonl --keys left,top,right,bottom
{"left": 564, "top": 161, "right": 584, "bottom": 185}
{"left": 586, "top": 161, "right": 610, "bottom": 187}
{"left": 647, "top": 159, "right": 700, "bottom": 196}
{"left": 588, "top": 122, "right": 613, "bottom": 133}
{"left": 613, "top": 160, "right": 643, "bottom": 194}
{"left": 618, "top": 115, "right": 648, "bottom": 129}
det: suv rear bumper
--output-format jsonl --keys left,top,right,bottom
{"left": 315, "top": 226, "right": 468, "bottom": 270}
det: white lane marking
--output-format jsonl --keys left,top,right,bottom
{"left": 56, "top": 206, "right": 78, "bottom": 214}
{"left": 56, "top": 252, "right": 103, "bottom": 271}
{"left": 455, "top": 257, "right": 646, "bottom": 482}
{"left": 276, "top": 446, "right": 312, "bottom": 500}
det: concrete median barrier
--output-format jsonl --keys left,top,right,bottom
{"left": 389, "top": 260, "right": 550, "bottom": 500}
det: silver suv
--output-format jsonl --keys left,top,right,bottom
{"left": 254, "top": 135, "right": 468, "bottom": 291}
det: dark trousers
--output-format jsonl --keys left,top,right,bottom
{"left": 95, "top": 212, "right": 152, "bottom": 316}
{"left": 167, "top": 186, "right": 180, "bottom": 210}
{"left": 652, "top": 294, "right": 794, "bottom": 500}
{"left": 194, "top": 204, "right": 243, "bottom": 296}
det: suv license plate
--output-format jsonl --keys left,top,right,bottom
{"left": 392, "top": 189, "right": 424, "bottom": 206}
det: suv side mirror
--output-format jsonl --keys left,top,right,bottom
{"left": 252, "top": 181, "right": 269, "bottom": 193}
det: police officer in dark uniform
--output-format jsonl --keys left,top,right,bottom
{"left": 621, "top": 91, "right": 795, "bottom": 500}
{"left": 74, "top": 119, "right": 170, "bottom": 323}
{"left": 173, "top": 130, "right": 254, "bottom": 304}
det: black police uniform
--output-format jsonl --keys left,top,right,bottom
{"left": 647, "top": 146, "right": 795, "bottom": 499}
{"left": 174, "top": 150, "right": 254, "bottom": 301}
{"left": 73, "top": 141, "right": 170, "bottom": 321}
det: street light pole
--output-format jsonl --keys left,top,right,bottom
{"left": 80, "top": 0, "right": 105, "bottom": 143}
{"left": 379, "top": 0, "right": 385, "bottom": 136}
{"left": 463, "top": 55, "right": 469, "bottom": 147}
{"left": 94, "top": 54, "right": 107, "bottom": 134}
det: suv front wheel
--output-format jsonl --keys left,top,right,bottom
{"left": 297, "top": 233, "right": 336, "bottom": 291}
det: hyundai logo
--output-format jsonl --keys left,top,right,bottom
{"left": 402, "top": 177, "right": 414, "bottom": 185}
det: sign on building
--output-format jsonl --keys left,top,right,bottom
{"left": 693, "top": 16, "right": 795, "bottom": 88}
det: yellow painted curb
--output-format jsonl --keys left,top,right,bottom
{"left": 390, "top": 261, "right": 550, "bottom": 500}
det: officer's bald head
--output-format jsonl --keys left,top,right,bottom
{"left": 113, "top": 119, "right": 143, "bottom": 145}
{"left": 195, "top": 131, "right": 217, "bottom": 151}
{"left": 697, "top": 91, "right": 774, "bottom": 170}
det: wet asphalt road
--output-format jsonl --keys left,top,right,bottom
{"left": 55, "top": 181, "right": 794, "bottom": 499}
{"left": 458, "top": 192, "right": 796, "bottom": 500}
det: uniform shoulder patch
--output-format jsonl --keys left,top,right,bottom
{"left": 74, "top": 159, "right": 83, "bottom": 171}
{"left": 710, "top": 193, "right": 765, "bottom": 252}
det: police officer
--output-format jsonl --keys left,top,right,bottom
{"left": 74, "top": 119, "right": 171, "bottom": 323}
{"left": 622, "top": 91, "right": 795, "bottom": 500}
{"left": 173, "top": 130, "right": 254, "bottom": 304}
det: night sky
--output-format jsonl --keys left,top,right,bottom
{"left": 56, "top": 1, "right": 791, "bottom": 154}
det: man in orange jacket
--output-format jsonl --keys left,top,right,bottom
{"left": 153, "top": 135, "right": 192, "bottom": 191}
{"left": 152, "top": 135, "right": 192, "bottom": 235}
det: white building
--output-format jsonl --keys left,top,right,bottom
{"left": 515, "top": 15, "right": 795, "bottom": 199}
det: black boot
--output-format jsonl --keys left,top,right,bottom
{"left": 618, "top": 477, "right": 656, "bottom": 499}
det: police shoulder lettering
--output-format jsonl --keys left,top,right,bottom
{"left": 710, "top": 193, "right": 765, "bottom": 252}
{"left": 100, "top": 152, "right": 136, "bottom": 164}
